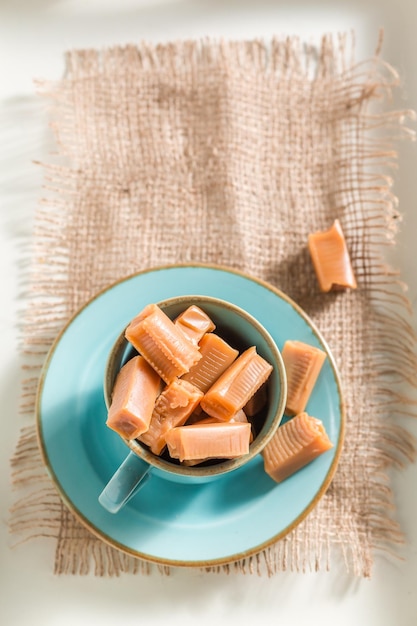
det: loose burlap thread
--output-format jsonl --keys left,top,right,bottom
{"left": 10, "top": 32, "right": 417, "bottom": 578}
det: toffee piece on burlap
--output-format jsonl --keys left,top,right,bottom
{"left": 10, "top": 32, "right": 417, "bottom": 578}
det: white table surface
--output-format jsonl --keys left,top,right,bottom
{"left": 1, "top": 1, "right": 417, "bottom": 625}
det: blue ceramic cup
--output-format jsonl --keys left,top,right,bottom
{"left": 99, "top": 295, "right": 287, "bottom": 513}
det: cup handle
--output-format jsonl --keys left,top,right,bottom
{"left": 98, "top": 451, "right": 151, "bottom": 514}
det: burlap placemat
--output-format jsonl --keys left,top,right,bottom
{"left": 10, "top": 31, "right": 417, "bottom": 578}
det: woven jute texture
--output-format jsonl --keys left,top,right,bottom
{"left": 10, "top": 32, "right": 417, "bottom": 578}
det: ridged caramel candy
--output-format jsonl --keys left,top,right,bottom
{"left": 200, "top": 346, "right": 273, "bottom": 421}
{"left": 262, "top": 412, "right": 333, "bottom": 482}
{"left": 181, "top": 333, "right": 239, "bottom": 392}
{"left": 282, "top": 340, "right": 326, "bottom": 415}
{"left": 106, "top": 355, "right": 161, "bottom": 439}
{"left": 174, "top": 305, "right": 216, "bottom": 345}
{"left": 308, "top": 219, "right": 357, "bottom": 292}
{"left": 125, "top": 304, "right": 201, "bottom": 384}
{"left": 139, "top": 378, "right": 203, "bottom": 455}
{"left": 165, "top": 422, "right": 251, "bottom": 462}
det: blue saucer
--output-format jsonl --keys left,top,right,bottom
{"left": 36, "top": 264, "right": 344, "bottom": 566}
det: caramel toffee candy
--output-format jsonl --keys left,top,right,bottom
{"left": 200, "top": 346, "right": 273, "bottom": 421}
{"left": 106, "top": 355, "right": 161, "bottom": 439}
{"left": 282, "top": 340, "right": 326, "bottom": 415}
{"left": 308, "top": 219, "right": 357, "bottom": 292}
{"left": 262, "top": 412, "right": 333, "bottom": 482}
{"left": 174, "top": 305, "right": 216, "bottom": 345}
{"left": 165, "top": 422, "right": 251, "bottom": 462}
{"left": 139, "top": 379, "right": 203, "bottom": 455}
{"left": 125, "top": 303, "right": 201, "bottom": 384}
{"left": 181, "top": 333, "right": 239, "bottom": 392}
